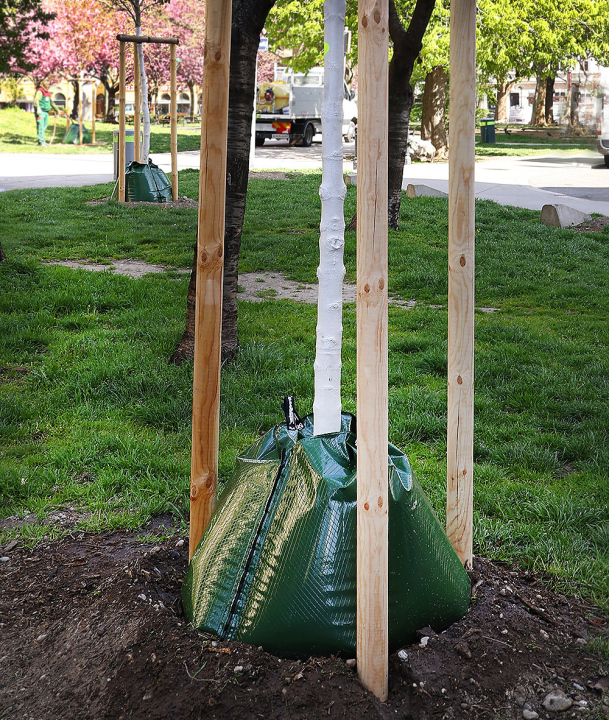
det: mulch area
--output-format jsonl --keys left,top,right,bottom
{"left": 1, "top": 518, "right": 607, "bottom": 720}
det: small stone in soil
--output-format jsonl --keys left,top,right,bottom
{"left": 522, "top": 710, "right": 539, "bottom": 720}
{"left": 543, "top": 690, "right": 573, "bottom": 712}
{"left": 0, "top": 557, "right": 9, "bottom": 562}
{"left": 346, "top": 658, "right": 356, "bottom": 668}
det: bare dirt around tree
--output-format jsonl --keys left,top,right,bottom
{"left": 1, "top": 519, "right": 607, "bottom": 720}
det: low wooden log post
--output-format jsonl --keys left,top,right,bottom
{"left": 189, "top": 0, "right": 232, "bottom": 559}
{"left": 118, "top": 41, "right": 126, "bottom": 202}
{"left": 134, "top": 44, "right": 141, "bottom": 162}
{"left": 78, "top": 80, "right": 83, "bottom": 145}
{"left": 446, "top": 0, "right": 476, "bottom": 569}
{"left": 170, "top": 43, "right": 178, "bottom": 200}
{"left": 356, "top": 0, "right": 390, "bottom": 702}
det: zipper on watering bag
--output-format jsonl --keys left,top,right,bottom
{"left": 222, "top": 448, "right": 289, "bottom": 638}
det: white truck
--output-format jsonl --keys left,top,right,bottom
{"left": 255, "top": 67, "right": 357, "bottom": 147}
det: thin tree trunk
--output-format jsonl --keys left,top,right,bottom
{"left": 420, "top": 65, "right": 447, "bottom": 155}
{"left": 373, "top": 0, "right": 436, "bottom": 231}
{"left": 136, "top": 25, "right": 151, "bottom": 162}
{"left": 530, "top": 71, "right": 547, "bottom": 126}
{"left": 313, "top": 0, "right": 347, "bottom": 435}
{"left": 171, "top": 0, "right": 276, "bottom": 364}
{"left": 188, "top": 81, "right": 195, "bottom": 121}
{"left": 103, "top": 80, "right": 117, "bottom": 122}
{"left": 495, "top": 81, "right": 511, "bottom": 122}
{"left": 71, "top": 79, "right": 79, "bottom": 120}
{"left": 545, "top": 76, "right": 555, "bottom": 124}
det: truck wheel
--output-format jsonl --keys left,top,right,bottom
{"left": 255, "top": 137, "right": 265, "bottom": 147}
{"left": 300, "top": 123, "right": 314, "bottom": 148}
{"left": 604, "top": 155, "right": 609, "bottom": 168}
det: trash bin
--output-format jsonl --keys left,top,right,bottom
{"left": 480, "top": 117, "right": 496, "bottom": 144}
{"left": 113, "top": 129, "right": 141, "bottom": 180}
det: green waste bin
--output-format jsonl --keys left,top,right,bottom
{"left": 480, "top": 117, "right": 496, "bottom": 144}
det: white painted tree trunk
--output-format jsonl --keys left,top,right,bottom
{"left": 313, "top": 0, "right": 347, "bottom": 436}
{"left": 136, "top": 26, "right": 151, "bottom": 163}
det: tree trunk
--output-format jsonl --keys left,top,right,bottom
{"left": 386, "top": 0, "right": 436, "bottom": 230}
{"left": 530, "top": 71, "right": 547, "bottom": 126}
{"left": 313, "top": 0, "right": 347, "bottom": 435}
{"left": 545, "top": 76, "right": 555, "bottom": 124}
{"left": 71, "top": 79, "right": 79, "bottom": 120}
{"left": 135, "top": 25, "right": 151, "bottom": 162}
{"left": 495, "top": 81, "right": 511, "bottom": 122}
{"left": 171, "top": 0, "right": 275, "bottom": 364}
{"left": 420, "top": 65, "right": 447, "bottom": 155}
{"left": 102, "top": 79, "right": 117, "bottom": 123}
{"left": 188, "top": 81, "right": 195, "bottom": 121}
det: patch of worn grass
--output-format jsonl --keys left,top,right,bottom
{"left": 1, "top": 173, "right": 608, "bottom": 609}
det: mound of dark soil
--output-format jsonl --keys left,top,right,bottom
{"left": 1, "top": 520, "right": 607, "bottom": 720}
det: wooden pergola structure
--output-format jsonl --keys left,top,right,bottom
{"left": 189, "top": 0, "right": 475, "bottom": 702}
{"left": 116, "top": 34, "right": 180, "bottom": 203}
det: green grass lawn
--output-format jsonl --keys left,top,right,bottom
{"left": 1, "top": 172, "right": 608, "bottom": 611}
{"left": 475, "top": 125, "right": 596, "bottom": 157}
{"left": 0, "top": 106, "right": 201, "bottom": 154}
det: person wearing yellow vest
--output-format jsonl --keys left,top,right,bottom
{"left": 34, "top": 81, "right": 62, "bottom": 146}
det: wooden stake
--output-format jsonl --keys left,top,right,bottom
{"left": 356, "top": 0, "right": 389, "bottom": 702}
{"left": 170, "top": 43, "right": 178, "bottom": 200}
{"left": 189, "top": 0, "right": 232, "bottom": 559}
{"left": 446, "top": 0, "right": 476, "bottom": 569}
{"left": 78, "top": 80, "right": 83, "bottom": 145}
{"left": 91, "top": 82, "right": 96, "bottom": 143}
{"left": 118, "top": 41, "right": 126, "bottom": 202}
{"left": 134, "top": 44, "right": 141, "bottom": 162}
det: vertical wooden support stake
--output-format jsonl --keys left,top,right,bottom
{"left": 91, "top": 83, "right": 97, "bottom": 144}
{"left": 189, "top": 0, "right": 232, "bottom": 559}
{"left": 356, "top": 0, "right": 389, "bottom": 702}
{"left": 118, "top": 41, "right": 126, "bottom": 202}
{"left": 134, "top": 44, "right": 141, "bottom": 162}
{"left": 78, "top": 80, "right": 83, "bottom": 145}
{"left": 447, "top": 0, "right": 476, "bottom": 569}
{"left": 170, "top": 43, "right": 178, "bottom": 200}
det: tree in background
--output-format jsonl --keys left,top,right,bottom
{"left": 171, "top": 0, "right": 277, "bottom": 364}
{"left": 169, "top": 0, "right": 205, "bottom": 120}
{"left": 104, "top": 0, "right": 170, "bottom": 162}
{"left": 0, "top": 0, "right": 54, "bottom": 74}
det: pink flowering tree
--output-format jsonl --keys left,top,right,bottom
{"left": 169, "top": 0, "right": 205, "bottom": 119}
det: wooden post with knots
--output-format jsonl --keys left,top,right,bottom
{"left": 446, "top": 0, "right": 476, "bottom": 569}
{"left": 356, "top": 0, "right": 390, "bottom": 702}
{"left": 189, "top": 0, "right": 232, "bottom": 559}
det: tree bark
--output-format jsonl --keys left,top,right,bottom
{"left": 545, "top": 76, "right": 555, "bottom": 124}
{"left": 387, "top": 0, "right": 436, "bottom": 230}
{"left": 71, "top": 79, "right": 79, "bottom": 120}
{"left": 420, "top": 65, "right": 447, "bottom": 155}
{"left": 530, "top": 70, "right": 547, "bottom": 126}
{"left": 495, "top": 81, "right": 511, "bottom": 122}
{"left": 171, "top": 0, "right": 275, "bottom": 364}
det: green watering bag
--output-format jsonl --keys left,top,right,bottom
{"left": 182, "top": 401, "right": 471, "bottom": 657}
{"left": 125, "top": 159, "right": 171, "bottom": 202}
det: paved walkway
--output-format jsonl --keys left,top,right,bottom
{"left": 1, "top": 141, "right": 608, "bottom": 216}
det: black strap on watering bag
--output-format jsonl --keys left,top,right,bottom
{"left": 281, "top": 396, "right": 304, "bottom": 431}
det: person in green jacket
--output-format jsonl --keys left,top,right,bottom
{"left": 34, "top": 81, "right": 62, "bottom": 146}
